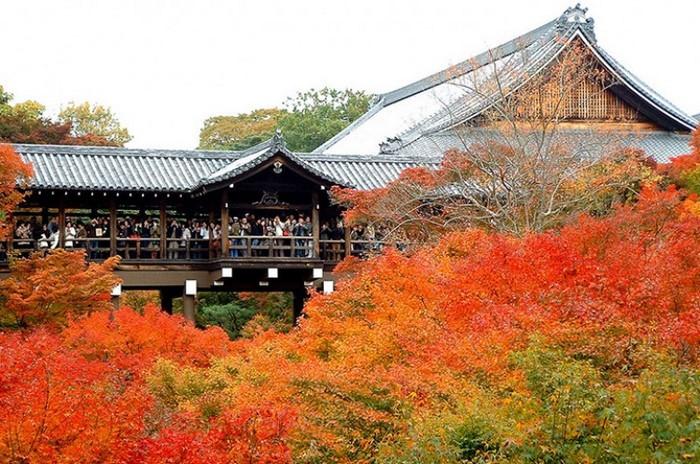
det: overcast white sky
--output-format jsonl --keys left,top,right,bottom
{"left": 1, "top": 0, "right": 698, "bottom": 149}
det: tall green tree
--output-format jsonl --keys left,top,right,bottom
{"left": 198, "top": 88, "right": 373, "bottom": 152}
{"left": 58, "top": 102, "right": 132, "bottom": 147}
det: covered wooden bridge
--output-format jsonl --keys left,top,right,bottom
{"left": 5, "top": 132, "right": 436, "bottom": 320}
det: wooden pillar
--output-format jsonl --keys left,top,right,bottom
{"left": 110, "top": 283, "right": 122, "bottom": 321}
{"left": 183, "top": 280, "right": 197, "bottom": 323}
{"left": 208, "top": 207, "right": 215, "bottom": 258}
{"left": 159, "top": 200, "right": 167, "bottom": 259}
{"left": 344, "top": 220, "right": 352, "bottom": 258}
{"left": 292, "top": 288, "right": 306, "bottom": 325}
{"left": 182, "top": 292, "right": 196, "bottom": 323}
{"left": 311, "top": 190, "right": 320, "bottom": 258}
{"left": 58, "top": 197, "right": 66, "bottom": 248}
{"left": 220, "top": 190, "right": 229, "bottom": 257}
{"left": 109, "top": 197, "right": 117, "bottom": 257}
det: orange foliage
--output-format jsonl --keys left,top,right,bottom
{"left": 658, "top": 129, "right": 700, "bottom": 181}
{"left": 204, "top": 186, "right": 700, "bottom": 459}
{"left": 0, "top": 250, "right": 120, "bottom": 328}
{"left": 0, "top": 306, "right": 296, "bottom": 463}
{"left": 62, "top": 304, "right": 232, "bottom": 373}
{"left": 0, "top": 144, "right": 32, "bottom": 240}
{"left": 4, "top": 181, "right": 700, "bottom": 461}
{"left": 0, "top": 329, "right": 148, "bottom": 462}
{"left": 126, "top": 408, "right": 295, "bottom": 464}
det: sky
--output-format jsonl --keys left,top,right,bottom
{"left": 1, "top": 0, "right": 698, "bottom": 149}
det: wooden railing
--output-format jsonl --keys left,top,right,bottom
{"left": 227, "top": 235, "right": 313, "bottom": 258}
{"left": 0, "top": 236, "right": 402, "bottom": 264}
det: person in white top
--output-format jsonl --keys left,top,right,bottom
{"left": 64, "top": 222, "right": 76, "bottom": 248}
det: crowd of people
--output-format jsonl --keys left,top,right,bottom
{"left": 5, "top": 212, "right": 391, "bottom": 261}
{"left": 225, "top": 213, "right": 315, "bottom": 258}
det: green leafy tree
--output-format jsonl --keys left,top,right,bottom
{"left": 195, "top": 292, "right": 292, "bottom": 339}
{"left": 58, "top": 102, "right": 132, "bottom": 146}
{"left": 0, "top": 85, "right": 12, "bottom": 107}
{"left": 198, "top": 88, "right": 373, "bottom": 152}
{"left": 278, "top": 88, "right": 373, "bottom": 152}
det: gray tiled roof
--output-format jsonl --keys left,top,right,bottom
{"left": 14, "top": 139, "right": 440, "bottom": 193}
{"left": 392, "top": 129, "right": 692, "bottom": 164}
{"left": 304, "top": 154, "right": 440, "bottom": 190}
{"left": 15, "top": 144, "right": 238, "bottom": 192}
{"left": 200, "top": 132, "right": 353, "bottom": 188}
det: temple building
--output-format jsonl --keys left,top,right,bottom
{"left": 316, "top": 4, "right": 697, "bottom": 161}
{"left": 4, "top": 5, "right": 698, "bottom": 321}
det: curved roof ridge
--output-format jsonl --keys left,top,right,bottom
{"left": 387, "top": 24, "right": 575, "bottom": 151}
{"left": 313, "top": 11, "right": 565, "bottom": 155}
{"left": 301, "top": 153, "right": 442, "bottom": 164}
{"left": 12, "top": 143, "right": 243, "bottom": 160}
{"left": 589, "top": 42, "right": 697, "bottom": 130}
{"left": 380, "top": 18, "right": 559, "bottom": 107}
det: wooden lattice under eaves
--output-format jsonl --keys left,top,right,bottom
{"left": 506, "top": 40, "right": 650, "bottom": 124}
{"left": 567, "top": 79, "right": 644, "bottom": 121}
{"left": 510, "top": 77, "right": 648, "bottom": 122}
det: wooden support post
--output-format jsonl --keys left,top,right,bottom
{"left": 109, "top": 197, "right": 117, "bottom": 257}
{"left": 221, "top": 190, "right": 229, "bottom": 257}
{"left": 110, "top": 284, "right": 122, "bottom": 321}
{"left": 58, "top": 197, "right": 66, "bottom": 248}
{"left": 292, "top": 288, "right": 306, "bottom": 325}
{"left": 311, "top": 190, "right": 320, "bottom": 258}
{"left": 183, "top": 294, "right": 196, "bottom": 322}
{"left": 344, "top": 221, "right": 352, "bottom": 258}
{"left": 159, "top": 201, "right": 167, "bottom": 259}
{"left": 208, "top": 208, "right": 215, "bottom": 258}
{"left": 182, "top": 281, "right": 197, "bottom": 323}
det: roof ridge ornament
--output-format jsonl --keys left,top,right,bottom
{"left": 379, "top": 136, "right": 403, "bottom": 154}
{"left": 270, "top": 128, "right": 287, "bottom": 152}
{"left": 557, "top": 3, "right": 596, "bottom": 42}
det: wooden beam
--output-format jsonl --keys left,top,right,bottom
{"left": 159, "top": 200, "right": 166, "bottom": 259}
{"left": 311, "top": 190, "right": 320, "bottom": 258}
{"left": 58, "top": 197, "right": 66, "bottom": 248}
{"left": 109, "top": 197, "right": 117, "bottom": 257}
{"left": 221, "top": 189, "right": 229, "bottom": 257}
